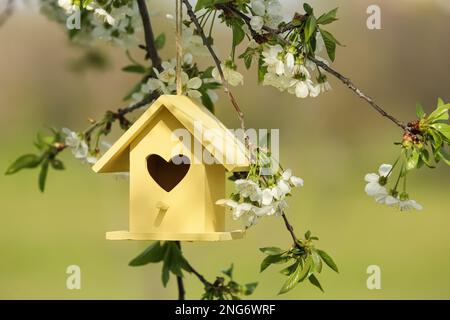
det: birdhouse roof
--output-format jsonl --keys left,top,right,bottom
{"left": 92, "top": 95, "right": 250, "bottom": 173}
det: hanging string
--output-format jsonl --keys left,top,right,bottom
{"left": 175, "top": 0, "right": 183, "bottom": 95}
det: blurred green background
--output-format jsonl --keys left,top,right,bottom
{"left": 1, "top": 0, "right": 450, "bottom": 299}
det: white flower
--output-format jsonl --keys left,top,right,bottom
{"left": 250, "top": 16, "right": 264, "bottom": 32}
{"left": 319, "top": 81, "right": 332, "bottom": 93}
{"left": 181, "top": 73, "right": 202, "bottom": 98}
{"left": 266, "top": 0, "right": 282, "bottom": 16}
{"left": 58, "top": 0, "right": 76, "bottom": 14}
{"left": 216, "top": 199, "right": 253, "bottom": 220}
{"left": 364, "top": 164, "right": 392, "bottom": 196}
{"left": 262, "top": 45, "right": 285, "bottom": 75}
{"left": 62, "top": 128, "right": 88, "bottom": 159}
{"left": 285, "top": 52, "right": 295, "bottom": 72}
{"left": 182, "top": 27, "right": 209, "bottom": 56}
{"left": 262, "top": 73, "right": 290, "bottom": 91}
{"left": 94, "top": 8, "right": 116, "bottom": 26}
{"left": 212, "top": 64, "right": 244, "bottom": 86}
{"left": 235, "top": 179, "right": 261, "bottom": 201}
{"left": 141, "top": 78, "right": 164, "bottom": 94}
{"left": 261, "top": 188, "right": 274, "bottom": 205}
{"left": 288, "top": 79, "right": 316, "bottom": 98}
{"left": 251, "top": 0, "right": 266, "bottom": 16}
{"left": 399, "top": 199, "right": 423, "bottom": 211}
{"left": 157, "top": 61, "right": 177, "bottom": 84}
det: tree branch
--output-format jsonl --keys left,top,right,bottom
{"left": 175, "top": 241, "right": 186, "bottom": 300}
{"left": 220, "top": 4, "right": 407, "bottom": 131}
{"left": 137, "top": 0, "right": 162, "bottom": 71}
{"left": 182, "top": 0, "right": 246, "bottom": 132}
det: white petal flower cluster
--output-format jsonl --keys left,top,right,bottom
{"left": 130, "top": 55, "right": 218, "bottom": 105}
{"left": 261, "top": 41, "right": 332, "bottom": 98}
{"left": 212, "top": 60, "right": 244, "bottom": 87}
{"left": 250, "top": 0, "right": 283, "bottom": 32}
{"left": 62, "top": 128, "right": 97, "bottom": 164}
{"left": 364, "top": 164, "right": 423, "bottom": 211}
{"left": 216, "top": 169, "right": 303, "bottom": 228}
{"left": 48, "top": 0, "right": 142, "bottom": 48}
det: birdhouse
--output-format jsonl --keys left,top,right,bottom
{"left": 93, "top": 95, "right": 250, "bottom": 241}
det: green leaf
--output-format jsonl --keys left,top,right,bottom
{"left": 317, "top": 249, "right": 339, "bottom": 273}
{"left": 278, "top": 257, "right": 312, "bottom": 295}
{"left": 304, "top": 230, "right": 311, "bottom": 239}
{"left": 431, "top": 123, "right": 450, "bottom": 142}
{"left": 50, "top": 159, "right": 65, "bottom": 170}
{"left": 308, "top": 274, "right": 324, "bottom": 292}
{"left": 317, "top": 8, "right": 338, "bottom": 25}
{"left": 161, "top": 244, "right": 172, "bottom": 287}
{"left": 416, "top": 103, "right": 426, "bottom": 119}
{"left": 154, "top": 33, "right": 166, "bottom": 50}
{"left": 195, "top": 0, "right": 213, "bottom": 11}
{"left": 280, "top": 262, "right": 298, "bottom": 276}
{"left": 406, "top": 148, "right": 420, "bottom": 171}
{"left": 304, "top": 15, "right": 317, "bottom": 43}
{"left": 232, "top": 21, "right": 245, "bottom": 49}
{"left": 38, "top": 160, "right": 49, "bottom": 193}
{"left": 429, "top": 129, "right": 443, "bottom": 150}
{"left": 222, "top": 263, "right": 234, "bottom": 278}
{"left": 303, "top": 3, "right": 313, "bottom": 15}
{"left": 319, "top": 29, "right": 339, "bottom": 62}
{"left": 420, "top": 149, "right": 434, "bottom": 168}
{"left": 122, "top": 64, "right": 146, "bottom": 74}
{"left": 259, "top": 247, "right": 285, "bottom": 256}
{"left": 260, "top": 254, "right": 288, "bottom": 272}
{"left": 5, "top": 154, "right": 42, "bottom": 175}
{"left": 428, "top": 100, "right": 450, "bottom": 122}
{"left": 129, "top": 241, "right": 166, "bottom": 266}
{"left": 244, "top": 282, "right": 258, "bottom": 295}
{"left": 311, "top": 249, "right": 323, "bottom": 273}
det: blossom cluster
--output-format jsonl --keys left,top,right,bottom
{"left": 62, "top": 128, "right": 98, "bottom": 164}
{"left": 216, "top": 168, "right": 303, "bottom": 228}
{"left": 249, "top": 0, "right": 283, "bottom": 32}
{"left": 261, "top": 42, "right": 331, "bottom": 98}
{"left": 364, "top": 164, "right": 423, "bottom": 211}
{"left": 41, "top": 0, "right": 142, "bottom": 48}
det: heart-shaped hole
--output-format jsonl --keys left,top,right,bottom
{"left": 146, "top": 154, "right": 190, "bottom": 192}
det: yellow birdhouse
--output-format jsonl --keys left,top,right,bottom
{"left": 93, "top": 95, "right": 250, "bottom": 241}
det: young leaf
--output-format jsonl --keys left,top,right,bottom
{"left": 129, "top": 241, "right": 165, "bottom": 266}
{"left": 195, "top": 0, "right": 213, "bottom": 11}
{"left": 406, "top": 149, "right": 420, "bottom": 171}
{"left": 6, "top": 154, "right": 42, "bottom": 175}
{"left": 259, "top": 247, "right": 285, "bottom": 256}
{"left": 416, "top": 103, "right": 426, "bottom": 119}
{"left": 154, "top": 33, "right": 166, "bottom": 50}
{"left": 303, "top": 3, "right": 313, "bottom": 15}
{"left": 122, "top": 64, "right": 146, "bottom": 74}
{"left": 431, "top": 123, "right": 450, "bottom": 142}
{"left": 279, "top": 257, "right": 312, "bottom": 295}
{"left": 317, "top": 249, "right": 339, "bottom": 273}
{"left": 244, "top": 282, "right": 258, "bottom": 295}
{"left": 260, "top": 254, "right": 287, "bottom": 272}
{"left": 319, "top": 29, "right": 339, "bottom": 62}
{"left": 317, "top": 8, "right": 338, "bottom": 25}
{"left": 222, "top": 263, "right": 234, "bottom": 278}
{"left": 437, "top": 148, "right": 450, "bottom": 165}
{"left": 428, "top": 101, "right": 450, "bottom": 122}
{"left": 311, "top": 249, "right": 323, "bottom": 273}
{"left": 38, "top": 160, "right": 49, "bottom": 193}
{"left": 304, "top": 15, "right": 317, "bottom": 43}
{"left": 280, "top": 262, "right": 298, "bottom": 276}
{"left": 161, "top": 244, "right": 172, "bottom": 287}
{"left": 308, "top": 274, "right": 324, "bottom": 292}
{"left": 232, "top": 21, "right": 245, "bottom": 49}
{"left": 50, "top": 159, "right": 65, "bottom": 170}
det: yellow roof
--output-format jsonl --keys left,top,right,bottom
{"left": 92, "top": 95, "right": 250, "bottom": 173}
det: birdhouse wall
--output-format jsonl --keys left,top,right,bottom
{"left": 128, "top": 107, "right": 226, "bottom": 235}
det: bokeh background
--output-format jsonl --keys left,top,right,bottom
{"left": 1, "top": 0, "right": 450, "bottom": 299}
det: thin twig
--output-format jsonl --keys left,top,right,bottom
{"left": 281, "top": 211, "right": 300, "bottom": 246}
{"left": 175, "top": 241, "right": 186, "bottom": 300}
{"left": 182, "top": 0, "right": 246, "bottom": 132}
{"left": 221, "top": 4, "right": 407, "bottom": 131}
{"left": 0, "top": 0, "right": 14, "bottom": 28}
{"left": 137, "top": 0, "right": 162, "bottom": 71}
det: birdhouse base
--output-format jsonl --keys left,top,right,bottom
{"left": 106, "top": 230, "right": 245, "bottom": 241}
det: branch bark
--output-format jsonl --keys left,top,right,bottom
{"left": 137, "top": 0, "right": 162, "bottom": 70}
{"left": 175, "top": 241, "right": 186, "bottom": 300}
{"left": 220, "top": 4, "right": 407, "bottom": 131}
{"left": 182, "top": 0, "right": 246, "bottom": 132}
